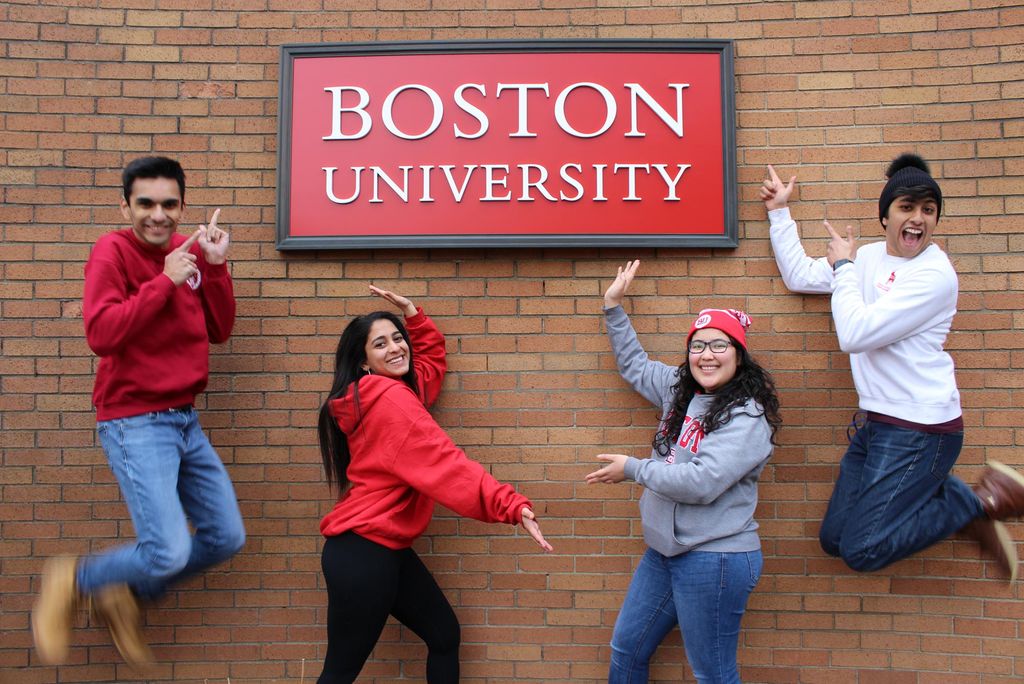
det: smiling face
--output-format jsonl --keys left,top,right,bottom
{"left": 688, "top": 327, "right": 739, "bottom": 393}
{"left": 363, "top": 319, "right": 411, "bottom": 378}
{"left": 882, "top": 195, "right": 938, "bottom": 259}
{"left": 120, "top": 176, "right": 184, "bottom": 249}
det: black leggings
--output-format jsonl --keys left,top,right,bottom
{"left": 318, "top": 532, "right": 460, "bottom": 684}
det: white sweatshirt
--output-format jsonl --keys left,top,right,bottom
{"left": 769, "top": 207, "right": 961, "bottom": 424}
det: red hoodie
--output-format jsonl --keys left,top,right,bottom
{"left": 319, "top": 310, "right": 531, "bottom": 549}
{"left": 83, "top": 229, "right": 235, "bottom": 420}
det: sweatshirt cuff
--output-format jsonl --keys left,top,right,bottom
{"left": 623, "top": 456, "right": 642, "bottom": 482}
{"left": 603, "top": 304, "right": 625, "bottom": 316}
{"left": 405, "top": 306, "right": 426, "bottom": 323}
{"left": 204, "top": 262, "right": 230, "bottom": 280}
{"left": 155, "top": 272, "right": 179, "bottom": 295}
{"left": 768, "top": 207, "right": 792, "bottom": 224}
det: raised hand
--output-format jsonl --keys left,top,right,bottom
{"left": 369, "top": 284, "right": 417, "bottom": 317}
{"left": 585, "top": 454, "right": 628, "bottom": 485}
{"left": 197, "top": 208, "right": 229, "bottom": 265}
{"left": 760, "top": 165, "right": 796, "bottom": 210}
{"left": 163, "top": 229, "right": 202, "bottom": 286}
{"left": 520, "top": 507, "right": 553, "bottom": 552}
{"left": 823, "top": 220, "right": 857, "bottom": 266}
{"left": 603, "top": 260, "right": 640, "bottom": 309}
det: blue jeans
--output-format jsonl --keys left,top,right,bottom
{"left": 77, "top": 407, "right": 245, "bottom": 600}
{"left": 819, "top": 415, "right": 983, "bottom": 572}
{"left": 609, "top": 548, "right": 763, "bottom": 684}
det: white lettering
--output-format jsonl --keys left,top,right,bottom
{"left": 453, "top": 84, "right": 489, "bottom": 139}
{"left": 324, "top": 87, "right": 372, "bottom": 140}
{"left": 370, "top": 166, "right": 413, "bottom": 203}
{"left": 496, "top": 83, "right": 550, "bottom": 138}
{"left": 482, "top": 165, "right": 511, "bottom": 201}
{"left": 382, "top": 85, "right": 443, "bottom": 140}
{"left": 652, "top": 164, "right": 691, "bottom": 200}
{"left": 593, "top": 163, "right": 608, "bottom": 202}
{"left": 555, "top": 83, "right": 616, "bottom": 138}
{"left": 614, "top": 164, "right": 650, "bottom": 201}
{"left": 559, "top": 164, "right": 584, "bottom": 202}
{"left": 626, "top": 83, "right": 688, "bottom": 138}
{"left": 323, "top": 163, "right": 692, "bottom": 205}
{"left": 420, "top": 165, "right": 434, "bottom": 202}
{"left": 324, "top": 166, "right": 363, "bottom": 204}
{"left": 518, "top": 164, "right": 557, "bottom": 202}
{"left": 440, "top": 165, "right": 478, "bottom": 202}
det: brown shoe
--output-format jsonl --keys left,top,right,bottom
{"left": 91, "top": 584, "right": 153, "bottom": 667}
{"left": 974, "top": 460, "right": 1024, "bottom": 520}
{"left": 32, "top": 555, "right": 80, "bottom": 665}
{"left": 964, "top": 517, "right": 1018, "bottom": 582}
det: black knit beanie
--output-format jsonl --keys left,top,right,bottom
{"left": 877, "top": 153, "right": 942, "bottom": 225}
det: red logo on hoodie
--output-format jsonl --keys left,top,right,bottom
{"left": 667, "top": 415, "right": 705, "bottom": 463}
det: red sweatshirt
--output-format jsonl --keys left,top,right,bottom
{"left": 319, "top": 310, "right": 531, "bottom": 549}
{"left": 83, "top": 229, "right": 235, "bottom": 420}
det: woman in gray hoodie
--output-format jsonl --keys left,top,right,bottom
{"left": 587, "top": 260, "right": 781, "bottom": 684}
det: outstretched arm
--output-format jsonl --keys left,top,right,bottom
{"left": 762, "top": 165, "right": 836, "bottom": 295}
{"left": 602, "top": 263, "right": 677, "bottom": 408}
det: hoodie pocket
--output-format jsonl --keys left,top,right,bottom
{"left": 638, "top": 489, "right": 684, "bottom": 553}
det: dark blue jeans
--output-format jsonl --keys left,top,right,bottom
{"left": 819, "top": 415, "right": 983, "bottom": 571}
{"left": 609, "top": 548, "right": 763, "bottom": 684}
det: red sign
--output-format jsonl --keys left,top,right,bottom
{"left": 276, "top": 41, "right": 736, "bottom": 249}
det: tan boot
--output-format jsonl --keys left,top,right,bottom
{"left": 91, "top": 584, "right": 153, "bottom": 667}
{"left": 975, "top": 460, "right": 1024, "bottom": 520}
{"left": 963, "top": 517, "right": 1019, "bottom": 582}
{"left": 32, "top": 556, "right": 80, "bottom": 665}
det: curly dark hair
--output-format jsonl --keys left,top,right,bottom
{"left": 653, "top": 340, "right": 782, "bottom": 455}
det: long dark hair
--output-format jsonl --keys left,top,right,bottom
{"left": 318, "top": 311, "right": 418, "bottom": 491}
{"left": 653, "top": 339, "right": 782, "bottom": 455}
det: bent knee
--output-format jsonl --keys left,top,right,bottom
{"left": 140, "top": 541, "right": 190, "bottom": 579}
{"left": 224, "top": 527, "right": 246, "bottom": 557}
{"left": 837, "top": 543, "right": 889, "bottom": 573}
{"left": 819, "top": 529, "right": 841, "bottom": 558}
{"left": 208, "top": 527, "right": 246, "bottom": 565}
{"left": 426, "top": 618, "right": 460, "bottom": 655}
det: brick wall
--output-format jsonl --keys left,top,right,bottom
{"left": 2, "top": 1, "right": 1023, "bottom": 682}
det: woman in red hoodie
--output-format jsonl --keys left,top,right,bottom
{"left": 317, "top": 285, "right": 552, "bottom": 684}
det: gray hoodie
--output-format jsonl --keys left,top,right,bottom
{"left": 605, "top": 305, "right": 773, "bottom": 556}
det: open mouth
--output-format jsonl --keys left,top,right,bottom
{"left": 901, "top": 226, "right": 923, "bottom": 245}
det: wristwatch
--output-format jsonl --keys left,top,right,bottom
{"left": 833, "top": 258, "right": 853, "bottom": 271}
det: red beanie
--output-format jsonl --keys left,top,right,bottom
{"left": 687, "top": 308, "right": 753, "bottom": 350}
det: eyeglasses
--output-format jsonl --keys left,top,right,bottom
{"left": 688, "top": 339, "right": 732, "bottom": 354}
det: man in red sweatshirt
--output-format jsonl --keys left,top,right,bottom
{"left": 32, "top": 156, "right": 245, "bottom": 667}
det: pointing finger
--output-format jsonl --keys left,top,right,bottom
{"left": 767, "top": 165, "right": 781, "bottom": 185}
{"left": 175, "top": 228, "right": 203, "bottom": 252}
{"left": 822, "top": 221, "right": 842, "bottom": 240}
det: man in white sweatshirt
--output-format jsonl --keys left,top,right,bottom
{"left": 761, "top": 153, "right": 1024, "bottom": 580}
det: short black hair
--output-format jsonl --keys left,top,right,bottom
{"left": 122, "top": 156, "right": 186, "bottom": 203}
